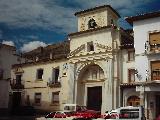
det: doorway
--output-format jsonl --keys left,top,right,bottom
{"left": 87, "top": 86, "right": 102, "bottom": 111}
{"left": 12, "top": 92, "right": 21, "bottom": 108}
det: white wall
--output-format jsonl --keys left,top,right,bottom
{"left": 133, "top": 17, "right": 160, "bottom": 81}
{"left": 70, "top": 30, "right": 113, "bottom": 52}
{"left": 0, "top": 46, "right": 20, "bottom": 109}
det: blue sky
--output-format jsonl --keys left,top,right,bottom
{"left": 0, "top": 0, "right": 160, "bottom": 52}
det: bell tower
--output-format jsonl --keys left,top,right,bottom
{"left": 75, "top": 5, "right": 120, "bottom": 32}
{"left": 68, "top": 5, "right": 121, "bottom": 113}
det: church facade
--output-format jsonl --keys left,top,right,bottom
{"left": 11, "top": 5, "right": 134, "bottom": 114}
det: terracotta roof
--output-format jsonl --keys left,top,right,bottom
{"left": 120, "top": 28, "right": 134, "bottom": 49}
{"left": 0, "top": 43, "right": 16, "bottom": 50}
{"left": 75, "top": 5, "right": 120, "bottom": 18}
{"left": 12, "top": 58, "right": 68, "bottom": 68}
{"left": 23, "top": 41, "right": 70, "bottom": 61}
{"left": 68, "top": 25, "right": 113, "bottom": 37}
{"left": 125, "top": 10, "right": 160, "bottom": 25}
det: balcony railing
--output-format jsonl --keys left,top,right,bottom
{"left": 152, "top": 76, "right": 160, "bottom": 80}
{"left": 47, "top": 82, "right": 61, "bottom": 88}
{"left": 10, "top": 79, "right": 24, "bottom": 89}
{"left": 145, "top": 42, "right": 160, "bottom": 54}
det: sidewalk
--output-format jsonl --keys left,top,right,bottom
{"left": 0, "top": 116, "right": 35, "bottom": 120}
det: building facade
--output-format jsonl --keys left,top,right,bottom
{"left": 11, "top": 5, "right": 133, "bottom": 114}
{"left": 0, "top": 44, "right": 22, "bottom": 114}
{"left": 125, "top": 11, "right": 160, "bottom": 119}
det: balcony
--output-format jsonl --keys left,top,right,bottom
{"left": 152, "top": 76, "right": 160, "bottom": 80}
{"left": 10, "top": 79, "right": 24, "bottom": 89}
{"left": 145, "top": 42, "right": 160, "bottom": 54}
{"left": 47, "top": 82, "right": 61, "bottom": 88}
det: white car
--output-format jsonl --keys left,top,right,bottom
{"left": 102, "top": 106, "right": 145, "bottom": 120}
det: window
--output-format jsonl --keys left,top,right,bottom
{"left": 128, "top": 50, "right": 135, "bottom": 61}
{"left": 16, "top": 74, "right": 22, "bottom": 84}
{"left": 88, "top": 18, "right": 97, "bottom": 29}
{"left": 52, "top": 67, "right": 59, "bottom": 83}
{"left": 35, "top": 93, "right": 41, "bottom": 104}
{"left": 0, "top": 69, "right": 3, "bottom": 80}
{"left": 37, "top": 69, "right": 43, "bottom": 80}
{"left": 87, "top": 42, "right": 94, "bottom": 52}
{"left": 127, "top": 96, "right": 140, "bottom": 107}
{"left": 149, "top": 32, "right": 160, "bottom": 51}
{"left": 151, "top": 61, "right": 160, "bottom": 80}
{"left": 52, "top": 92, "right": 59, "bottom": 104}
{"left": 128, "top": 69, "right": 135, "bottom": 83}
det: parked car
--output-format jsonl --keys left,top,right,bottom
{"left": 156, "top": 115, "right": 160, "bottom": 120}
{"left": 102, "top": 106, "right": 145, "bottom": 120}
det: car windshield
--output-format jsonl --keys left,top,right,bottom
{"left": 64, "top": 106, "right": 75, "bottom": 111}
{"left": 119, "top": 109, "right": 139, "bottom": 119}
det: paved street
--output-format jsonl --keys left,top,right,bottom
{"left": 0, "top": 116, "right": 36, "bottom": 120}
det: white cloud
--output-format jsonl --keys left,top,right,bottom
{"left": 2, "top": 40, "right": 15, "bottom": 46}
{"left": 20, "top": 41, "right": 47, "bottom": 52}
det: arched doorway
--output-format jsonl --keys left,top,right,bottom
{"left": 127, "top": 96, "right": 140, "bottom": 106}
{"left": 76, "top": 64, "right": 105, "bottom": 111}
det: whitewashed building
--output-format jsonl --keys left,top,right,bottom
{"left": 125, "top": 11, "right": 160, "bottom": 119}
{"left": 0, "top": 43, "right": 22, "bottom": 114}
{"left": 11, "top": 5, "right": 133, "bottom": 114}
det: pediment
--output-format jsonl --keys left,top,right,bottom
{"left": 68, "top": 44, "right": 85, "bottom": 57}
{"left": 14, "top": 67, "right": 24, "bottom": 74}
{"left": 95, "top": 43, "right": 112, "bottom": 51}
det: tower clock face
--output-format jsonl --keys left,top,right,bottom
{"left": 88, "top": 18, "right": 97, "bottom": 29}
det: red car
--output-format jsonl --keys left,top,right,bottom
{"left": 73, "top": 106, "right": 100, "bottom": 119}
{"left": 156, "top": 115, "right": 160, "bottom": 120}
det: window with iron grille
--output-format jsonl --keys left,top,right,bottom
{"left": 52, "top": 92, "right": 59, "bottom": 104}
{"left": 37, "top": 69, "right": 43, "bottom": 80}
{"left": 52, "top": 67, "right": 59, "bottom": 83}
{"left": 16, "top": 74, "right": 22, "bottom": 84}
{"left": 35, "top": 93, "right": 41, "bottom": 104}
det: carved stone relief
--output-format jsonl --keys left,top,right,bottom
{"left": 97, "top": 14, "right": 105, "bottom": 27}
{"left": 80, "top": 17, "right": 86, "bottom": 31}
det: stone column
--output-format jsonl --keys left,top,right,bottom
{"left": 68, "top": 63, "right": 76, "bottom": 104}
{"left": 103, "top": 59, "right": 113, "bottom": 113}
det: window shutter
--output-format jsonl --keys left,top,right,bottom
{"left": 149, "top": 32, "right": 160, "bottom": 44}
